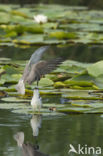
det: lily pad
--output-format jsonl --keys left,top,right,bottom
{"left": 33, "top": 78, "right": 54, "bottom": 87}
{"left": 1, "top": 97, "right": 30, "bottom": 102}
{"left": 87, "top": 60, "right": 103, "bottom": 77}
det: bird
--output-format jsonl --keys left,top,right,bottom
{"left": 14, "top": 131, "right": 49, "bottom": 156}
{"left": 15, "top": 46, "right": 63, "bottom": 111}
{"left": 16, "top": 46, "right": 63, "bottom": 95}
{"left": 31, "top": 88, "right": 42, "bottom": 112}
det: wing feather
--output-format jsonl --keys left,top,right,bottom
{"left": 36, "top": 58, "right": 63, "bottom": 76}
{"left": 29, "top": 46, "right": 49, "bottom": 65}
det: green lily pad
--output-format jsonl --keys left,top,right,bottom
{"left": 87, "top": 60, "right": 103, "bottom": 77}
{"left": 57, "top": 107, "right": 91, "bottom": 113}
{"left": 1, "top": 97, "right": 30, "bottom": 102}
{"left": 33, "top": 78, "right": 54, "bottom": 87}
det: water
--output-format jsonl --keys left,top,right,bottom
{"left": 1, "top": 44, "right": 103, "bottom": 62}
{"left": 0, "top": 109, "right": 103, "bottom": 156}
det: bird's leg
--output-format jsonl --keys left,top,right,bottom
{"left": 36, "top": 80, "right": 39, "bottom": 89}
{"left": 37, "top": 80, "right": 38, "bottom": 87}
{"left": 33, "top": 136, "right": 39, "bottom": 150}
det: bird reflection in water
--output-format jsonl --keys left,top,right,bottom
{"left": 14, "top": 115, "right": 49, "bottom": 156}
{"left": 30, "top": 115, "right": 42, "bottom": 137}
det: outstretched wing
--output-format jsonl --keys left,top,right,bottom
{"left": 29, "top": 46, "right": 49, "bottom": 66}
{"left": 23, "top": 58, "right": 63, "bottom": 84}
{"left": 22, "top": 46, "right": 49, "bottom": 81}
{"left": 36, "top": 58, "right": 63, "bottom": 76}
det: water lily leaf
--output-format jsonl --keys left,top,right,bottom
{"left": 72, "top": 72, "right": 100, "bottom": 89}
{"left": 57, "top": 107, "right": 91, "bottom": 113}
{"left": 13, "top": 34, "right": 44, "bottom": 44}
{"left": 0, "top": 103, "right": 31, "bottom": 112}
{"left": 33, "top": 78, "right": 54, "bottom": 87}
{"left": 72, "top": 102, "right": 103, "bottom": 108}
{"left": 0, "top": 12, "right": 10, "bottom": 24}
{"left": 3, "top": 65, "right": 19, "bottom": 74}
{"left": 1, "top": 97, "right": 30, "bottom": 102}
{"left": 94, "top": 75, "right": 103, "bottom": 88}
{"left": 10, "top": 10, "right": 29, "bottom": 18}
{"left": 40, "top": 89, "right": 61, "bottom": 95}
{"left": 25, "top": 25, "right": 44, "bottom": 34}
{"left": 54, "top": 81, "right": 66, "bottom": 88}
{"left": 0, "top": 101, "right": 63, "bottom": 116}
{"left": 64, "top": 79, "right": 94, "bottom": 87}
{"left": 85, "top": 107, "right": 103, "bottom": 113}
{"left": 0, "top": 4, "right": 12, "bottom": 12}
{"left": 43, "top": 22, "right": 58, "bottom": 29}
{"left": 49, "top": 31, "right": 77, "bottom": 40}
{"left": 87, "top": 60, "right": 103, "bottom": 77}
{"left": 62, "top": 90, "right": 89, "bottom": 97}
{"left": 62, "top": 94, "right": 103, "bottom": 100}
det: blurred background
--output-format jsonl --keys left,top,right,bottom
{"left": 0, "top": 0, "right": 103, "bottom": 9}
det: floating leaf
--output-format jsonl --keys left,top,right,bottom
{"left": 49, "top": 31, "right": 77, "bottom": 40}
{"left": 54, "top": 81, "right": 65, "bottom": 88}
{"left": 87, "top": 60, "right": 103, "bottom": 77}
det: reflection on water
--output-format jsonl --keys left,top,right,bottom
{"left": 1, "top": 44, "right": 103, "bottom": 63}
{"left": 14, "top": 115, "right": 48, "bottom": 156}
{"left": 30, "top": 115, "right": 42, "bottom": 137}
{"left": 0, "top": 109, "right": 103, "bottom": 156}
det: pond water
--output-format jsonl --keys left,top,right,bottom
{"left": 0, "top": 45, "right": 103, "bottom": 156}
{"left": 1, "top": 44, "right": 103, "bottom": 62}
{"left": 1, "top": 109, "right": 103, "bottom": 156}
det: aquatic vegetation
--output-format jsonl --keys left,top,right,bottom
{"left": 0, "top": 57, "right": 103, "bottom": 114}
{"left": 0, "top": 4, "right": 103, "bottom": 114}
{"left": 0, "top": 4, "right": 103, "bottom": 46}
{"left": 33, "top": 14, "right": 48, "bottom": 24}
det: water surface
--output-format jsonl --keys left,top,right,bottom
{"left": 0, "top": 109, "right": 103, "bottom": 156}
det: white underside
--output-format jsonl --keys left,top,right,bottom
{"left": 15, "top": 79, "right": 25, "bottom": 95}
{"left": 30, "top": 115, "right": 42, "bottom": 137}
{"left": 31, "top": 89, "right": 42, "bottom": 111}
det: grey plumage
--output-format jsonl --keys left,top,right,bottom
{"left": 14, "top": 132, "right": 49, "bottom": 156}
{"left": 22, "top": 143, "right": 49, "bottom": 156}
{"left": 29, "top": 46, "right": 49, "bottom": 65}
{"left": 22, "top": 46, "right": 49, "bottom": 83}
{"left": 16, "top": 46, "right": 63, "bottom": 95}
{"left": 22, "top": 46, "right": 63, "bottom": 85}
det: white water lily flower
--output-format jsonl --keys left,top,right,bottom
{"left": 33, "top": 14, "right": 48, "bottom": 24}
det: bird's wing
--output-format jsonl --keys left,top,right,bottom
{"left": 23, "top": 58, "right": 63, "bottom": 84}
{"left": 29, "top": 46, "right": 49, "bottom": 66}
{"left": 22, "top": 63, "right": 30, "bottom": 81}
{"left": 36, "top": 58, "right": 63, "bottom": 76}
